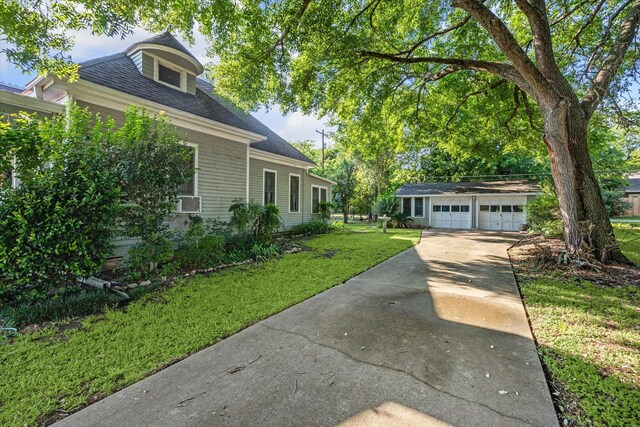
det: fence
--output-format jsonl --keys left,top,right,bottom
{"left": 621, "top": 196, "right": 640, "bottom": 217}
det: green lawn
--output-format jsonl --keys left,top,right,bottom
{"left": 615, "top": 224, "right": 640, "bottom": 265}
{"left": 0, "top": 226, "right": 421, "bottom": 426}
{"left": 518, "top": 224, "right": 640, "bottom": 426}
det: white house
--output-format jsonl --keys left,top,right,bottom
{"left": 396, "top": 180, "right": 541, "bottom": 231}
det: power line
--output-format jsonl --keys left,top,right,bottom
{"left": 418, "top": 170, "right": 640, "bottom": 182}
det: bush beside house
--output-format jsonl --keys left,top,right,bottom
{"left": 0, "top": 108, "right": 339, "bottom": 326}
{"left": 1, "top": 106, "right": 198, "bottom": 316}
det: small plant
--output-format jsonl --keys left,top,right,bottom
{"left": 290, "top": 220, "right": 332, "bottom": 235}
{"left": 318, "top": 201, "right": 335, "bottom": 222}
{"left": 126, "top": 234, "right": 174, "bottom": 278}
{"left": 390, "top": 211, "right": 413, "bottom": 228}
{"left": 330, "top": 221, "right": 350, "bottom": 232}
{"left": 174, "top": 223, "right": 225, "bottom": 270}
{"left": 0, "top": 290, "right": 123, "bottom": 328}
{"left": 526, "top": 193, "right": 562, "bottom": 237}
{"left": 250, "top": 242, "right": 281, "bottom": 262}
{"left": 229, "top": 200, "right": 283, "bottom": 242}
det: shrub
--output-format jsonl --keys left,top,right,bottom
{"left": 290, "top": 220, "right": 332, "bottom": 235}
{"left": 0, "top": 290, "right": 123, "bottom": 328}
{"left": 374, "top": 194, "right": 399, "bottom": 216}
{"left": 390, "top": 211, "right": 413, "bottom": 228}
{"left": 174, "top": 224, "right": 225, "bottom": 270}
{"left": 256, "top": 203, "right": 283, "bottom": 241}
{"left": 229, "top": 199, "right": 263, "bottom": 235}
{"left": 0, "top": 109, "right": 120, "bottom": 305}
{"left": 250, "top": 242, "right": 281, "bottom": 262}
{"left": 229, "top": 200, "right": 283, "bottom": 242}
{"left": 318, "top": 201, "right": 335, "bottom": 222}
{"left": 205, "top": 218, "right": 234, "bottom": 241}
{"left": 330, "top": 221, "right": 350, "bottom": 232}
{"left": 601, "top": 188, "right": 632, "bottom": 217}
{"left": 526, "top": 193, "right": 563, "bottom": 237}
{"left": 114, "top": 107, "right": 192, "bottom": 241}
{"left": 0, "top": 105, "right": 192, "bottom": 306}
{"left": 126, "top": 234, "right": 175, "bottom": 279}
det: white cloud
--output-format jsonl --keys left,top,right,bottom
{"left": 277, "top": 111, "right": 336, "bottom": 146}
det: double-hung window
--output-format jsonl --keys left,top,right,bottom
{"left": 178, "top": 145, "right": 197, "bottom": 196}
{"left": 403, "top": 198, "right": 412, "bottom": 214}
{"left": 289, "top": 174, "right": 300, "bottom": 213}
{"left": 312, "top": 186, "right": 327, "bottom": 214}
{"left": 264, "top": 170, "right": 276, "bottom": 205}
{"left": 414, "top": 197, "right": 424, "bottom": 217}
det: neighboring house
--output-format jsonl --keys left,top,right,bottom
{"left": 0, "top": 83, "right": 23, "bottom": 94}
{"left": 395, "top": 180, "right": 541, "bottom": 231}
{"left": 0, "top": 32, "right": 333, "bottom": 256}
{"left": 621, "top": 173, "right": 640, "bottom": 217}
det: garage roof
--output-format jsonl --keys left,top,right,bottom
{"left": 396, "top": 180, "right": 542, "bottom": 196}
{"left": 625, "top": 175, "right": 640, "bottom": 195}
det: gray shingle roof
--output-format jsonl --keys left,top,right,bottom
{"left": 396, "top": 180, "right": 542, "bottom": 196}
{"left": 78, "top": 51, "right": 314, "bottom": 164}
{"left": 626, "top": 177, "right": 640, "bottom": 194}
{"left": 197, "top": 80, "right": 314, "bottom": 164}
{"left": 129, "top": 32, "right": 201, "bottom": 65}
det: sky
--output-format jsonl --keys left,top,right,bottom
{"left": 0, "top": 29, "right": 334, "bottom": 147}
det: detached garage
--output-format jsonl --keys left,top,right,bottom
{"left": 395, "top": 181, "right": 541, "bottom": 231}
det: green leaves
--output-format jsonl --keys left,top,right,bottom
{"left": 0, "top": 104, "right": 191, "bottom": 305}
{"left": 113, "top": 107, "right": 190, "bottom": 240}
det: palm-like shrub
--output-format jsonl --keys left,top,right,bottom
{"left": 391, "top": 211, "right": 413, "bottom": 229}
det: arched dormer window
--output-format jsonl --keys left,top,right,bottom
{"left": 125, "top": 32, "right": 204, "bottom": 95}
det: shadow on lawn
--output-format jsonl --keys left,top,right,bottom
{"left": 537, "top": 344, "right": 640, "bottom": 426}
{"left": 516, "top": 273, "right": 639, "bottom": 426}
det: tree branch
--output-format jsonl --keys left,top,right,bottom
{"left": 396, "top": 15, "right": 471, "bottom": 57}
{"left": 571, "top": 0, "right": 607, "bottom": 53}
{"left": 521, "top": 90, "right": 543, "bottom": 132}
{"left": 422, "top": 65, "right": 464, "bottom": 82}
{"left": 342, "top": 0, "right": 382, "bottom": 36}
{"left": 445, "top": 79, "right": 506, "bottom": 129}
{"left": 585, "top": 0, "right": 634, "bottom": 74}
{"left": 514, "top": 0, "right": 564, "bottom": 82}
{"left": 450, "top": 0, "right": 553, "bottom": 97}
{"left": 582, "top": 0, "right": 640, "bottom": 119}
{"left": 263, "top": 0, "right": 312, "bottom": 59}
{"left": 359, "top": 50, "right": 533, "bottom": 93}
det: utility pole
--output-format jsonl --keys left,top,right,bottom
{"left": 315, "top": 129, "right": 326, "bottom": 172}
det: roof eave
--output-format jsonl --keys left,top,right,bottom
{"left": 125, "top": 43, "right": 204, "bottom": 75}
{"left": 68, "top": 79, "right": 266, "bottom": 143}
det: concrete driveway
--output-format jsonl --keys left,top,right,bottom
{"left": 56, "top": 230, "right": 558, "bottom": 427}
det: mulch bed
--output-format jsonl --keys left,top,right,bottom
{"left": 509, "top": 234, "right": 640, "bottom": 287}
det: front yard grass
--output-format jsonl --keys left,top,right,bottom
{"left": 0, "top": 226, "right": 421, "bottom": 426}
{"left": 513, "top": 224, "right": 640, "bottom": 426}
{"left": 615, "top": 224, "right": 640, "bottom": 265}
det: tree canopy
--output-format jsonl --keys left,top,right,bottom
{"left": 3, "top": 0, "right": 640, "bottom": 260}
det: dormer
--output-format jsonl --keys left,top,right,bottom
{"left": 125, "top": 32, "right": 204, "bottom": 95}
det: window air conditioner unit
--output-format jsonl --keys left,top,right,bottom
{"left": 176, "top": 196, "right": 201, "bottom": 214}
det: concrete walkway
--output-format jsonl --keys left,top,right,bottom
{"left": 56, "top": 230, "right": 558, "bottom": 427}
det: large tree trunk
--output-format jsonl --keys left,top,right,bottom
{"left": 541, "top": 97, "right": 625, "bottom": 263}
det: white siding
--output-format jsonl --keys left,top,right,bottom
{"left": 249, "top": 157, "right": 332, "bottom": 228}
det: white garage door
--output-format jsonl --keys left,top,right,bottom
{"left": 478, "top": 196, "right": 527, "bottom": 231}
{"left": 431, "top": 197, "right": 472, "bottom": 229}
